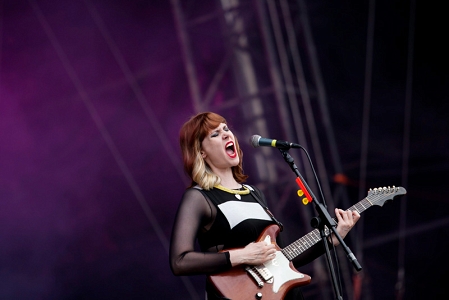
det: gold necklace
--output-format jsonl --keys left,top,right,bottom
{"left": 215, "top": 184, "right": 249, "bottom": 200}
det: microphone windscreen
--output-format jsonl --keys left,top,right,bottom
{"left": 250, "top": 135, "right": 261, "bottom": 148}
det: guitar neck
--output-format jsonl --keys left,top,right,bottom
{"left": 281, "top": 197, "right": 372, "bottom": 261}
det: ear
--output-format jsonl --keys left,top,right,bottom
{"left": 201, "top": 151, "right": 207, "bottom": 158}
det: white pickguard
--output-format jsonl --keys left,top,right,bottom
{"left": 263, "top": 235, "right": 305, "bottom": 293}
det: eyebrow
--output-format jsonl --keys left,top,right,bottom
{"left": 210, "top": 125, "right": 227, "bottom": 134}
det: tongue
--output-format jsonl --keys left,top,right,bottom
{"left": 226, "top": 148, "right": 235, "bottom": 156}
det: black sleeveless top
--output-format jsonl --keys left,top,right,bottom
{"left": 196, "top": 185, "right": 276, "bottom": 252}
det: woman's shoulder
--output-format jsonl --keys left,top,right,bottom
{"left": 242, "top": 184, "right": 262, "bottom": 194}
{"left": 179, "top": 187, "right": 212, "bottom": 213}
{"left": 243, "top": 184, "right": 268, "bottom": 205}
{"left": 183, "top": 186, "right": 204, "bottom": 197}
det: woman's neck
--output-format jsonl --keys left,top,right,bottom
{"left": 214, "top": 169, "right": 240, "bottom": 189}
{"left": 219, "top": 178, "right": 241, "bottom": 189}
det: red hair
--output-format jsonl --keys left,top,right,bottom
{"left": 179, "top": 112, "right": 248, "bottom": 188}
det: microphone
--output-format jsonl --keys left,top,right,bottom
{"left": 250, "top": 135, "right": 301, "bottom": 149}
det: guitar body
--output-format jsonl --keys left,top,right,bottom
{"left": 208, "top": 186, "right": 406, "bottom": 299}
{"left": 208, "top": 225, "right": 312, "bottom": 300}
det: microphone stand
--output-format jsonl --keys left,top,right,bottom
{"left": 278, "top": 149, "right": 361, "bottom": 300}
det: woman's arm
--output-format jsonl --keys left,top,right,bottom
{"left": 169, "top": 189, "right": 231, "bottom": 275}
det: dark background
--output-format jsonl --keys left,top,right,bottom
{"left": 1, "top": 0, "right": 448, "bottom": 299}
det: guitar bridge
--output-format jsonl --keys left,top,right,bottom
{"left": 245, "top": 266, "right": 264, "bottom": 287}
{"left": 245, "top": 263, "right": 274, "bottom": 287}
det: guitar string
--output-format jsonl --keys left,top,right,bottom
{"left": 282, "top": 191, "right": 398, "bottom": 260}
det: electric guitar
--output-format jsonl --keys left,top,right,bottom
{"left": 208, "top": 186, "right": 407, "bottom": 300}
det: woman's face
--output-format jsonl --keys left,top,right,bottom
{"left": 201, "top": 123, "right": 239, "bottom": 172}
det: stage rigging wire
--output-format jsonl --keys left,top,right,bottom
{"left": 354, "top": 0, "right": 376, "bottom": 299}
{"left": 396, "top": 0, "right": 416, "bottom": 298}
{"left": 29, "top": 1, "right": 198, "bottom": 299}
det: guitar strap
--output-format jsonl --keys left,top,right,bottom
{"left": 244, "top": 184, "right": 284, "bottom": 232}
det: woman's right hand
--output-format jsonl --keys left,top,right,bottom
{"left": 229, "top": 241, "right": 277, "bottom": 267}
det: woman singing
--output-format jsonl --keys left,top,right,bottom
{"left": 169, "top": 112, "right": 360, "bottom": 299}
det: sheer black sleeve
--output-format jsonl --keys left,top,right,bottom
{"left": 169, "top": 188, "right": 231, "bottom": 276}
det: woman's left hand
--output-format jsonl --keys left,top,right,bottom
{"left": 331, "top": 208, "right": 361, "bottom": 245}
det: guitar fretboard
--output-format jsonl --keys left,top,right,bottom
{"left": 281, "top": 197, "right": 373, "bottom": 261}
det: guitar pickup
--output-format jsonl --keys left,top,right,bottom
{"left": 254, "top": 265, "right": 273, "bottom": 282}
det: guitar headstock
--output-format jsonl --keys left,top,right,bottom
{"left": 367, "top": 186, "right": 407, "bottom": 207}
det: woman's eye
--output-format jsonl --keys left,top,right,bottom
{"left": 211, "top": 132, "right": 219, "bottom": 137}
{"left": 224, "top": 126, "right": 229, "bottom": 131}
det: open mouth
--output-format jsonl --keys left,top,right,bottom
{"left": 225, "top": 141, "right": 237, "bottom": 158}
